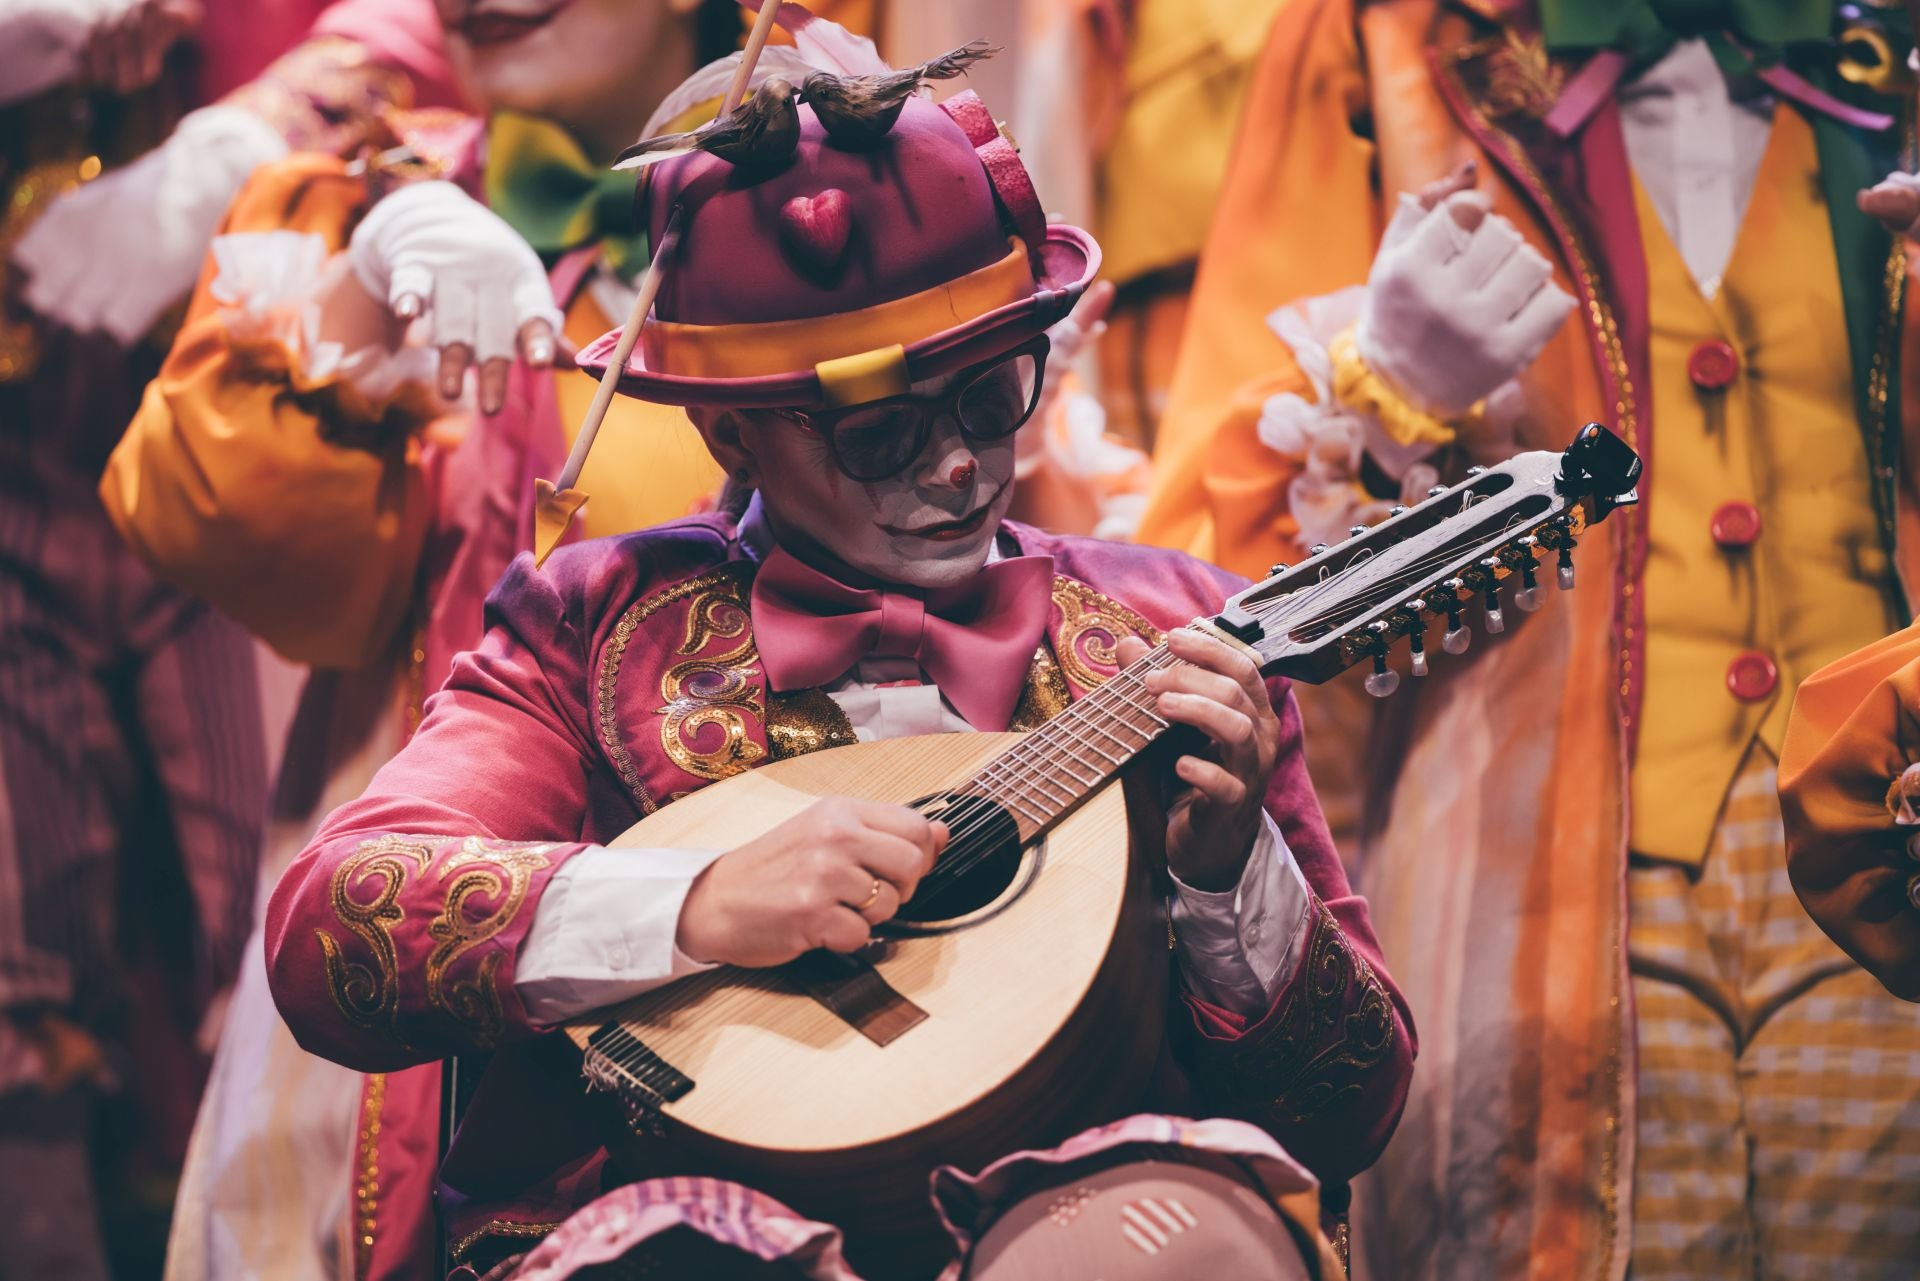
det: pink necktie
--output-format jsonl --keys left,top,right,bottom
{"left": 750, "top": 546, "right": 1056, "bottom": 733}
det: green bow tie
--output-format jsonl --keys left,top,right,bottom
{"left": 484, "top": 112, "right": 648, "bottom": 280}
{"left": 1541, "top": 0, "right": 1833, "bottom": 73}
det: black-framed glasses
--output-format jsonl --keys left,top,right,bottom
{"left": 773, "top": 336, "right": 1051, "bottom": 482}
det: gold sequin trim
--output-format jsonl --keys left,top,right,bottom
{"left": 1010, "top": 645, "right": 1073, "bottom": 730}
{"left": 317, "top": 835, "right": 434, "bottom": 1033}
{"left": 353, "top": 1072, "right": 386, "bottom": 1281}
{"left": 766, "top": 688, "right": 858, "bottom": 758}
{"left": 424, "top": 839, "right": 559, "bottom": 1046}
{"left": 597, "top": 565, "right": 757, "bottom": 813}
{"left": 1050, "top": 577, "right": 1163, "bottom": 692}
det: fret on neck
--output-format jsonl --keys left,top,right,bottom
{"left": 961, "top": 644, "right": 1179, "bottom": 838}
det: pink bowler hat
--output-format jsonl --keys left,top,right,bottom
{"left": 575, "top": 89, "right": 1099, "bottom": 410}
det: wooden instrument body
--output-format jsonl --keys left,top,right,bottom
{"left": 566, "top": 732, "right": 1169, "bottom": 1274}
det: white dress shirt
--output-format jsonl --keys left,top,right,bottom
{"left": 515, "top": 502, "right": 1312, "bottom": 1023}
{"left": 1617, "top": 38, "right": 1776, "bottom": 297}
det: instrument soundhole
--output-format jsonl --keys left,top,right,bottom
{"left": 892, "top": 792, "right": 1023, "bottom": 924}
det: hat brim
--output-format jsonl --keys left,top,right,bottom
{"left": 575, "top": 225, "right": 1099, "bottom": 410}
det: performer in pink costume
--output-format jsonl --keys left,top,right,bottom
{"left": 255, "top": 49, "right": 1414, "bottom": 1278}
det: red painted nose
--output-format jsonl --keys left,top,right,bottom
{"left": 949, "top": 460, "right": 977, "bottom": 487}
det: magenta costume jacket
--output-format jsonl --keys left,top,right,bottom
{"left": 263, "top": 516, "right": 1415, "bottom": 1273}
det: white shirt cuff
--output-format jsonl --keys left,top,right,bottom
{"left": 1168, "top": 811, "right": 1313, "bottom": 1018}
{"left": 514, "top": 845, "right": 724, "bottom": 1024}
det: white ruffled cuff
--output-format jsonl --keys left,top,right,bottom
{"left": 208, "top": 230, "right": 436, "bottom": 403}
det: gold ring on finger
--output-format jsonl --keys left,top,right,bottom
{"left": 855, "top": 878, "right": 883, "bottom": 913}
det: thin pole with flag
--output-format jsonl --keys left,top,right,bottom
{"left": 531, "top": 0, "right": 786, "bottom": 566}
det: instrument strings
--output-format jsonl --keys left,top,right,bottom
{"left": 912, "top": 508, "right": 1544, "bottom": 892}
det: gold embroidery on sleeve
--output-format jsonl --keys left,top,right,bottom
{"left": 1050, "top": 577, "right": 1163, "bottom": 691}
{"left": 424, "top": 839, "right": 560, "bottom": 1045}
{"left": 317, "top": 835, "right": 435, "bottom": 1031}
{"left": 1231, "top": 902, "right": 1396, "bottom": 1125}
{"left": 318, "top": 834, "right": 557, "bottom": 1049}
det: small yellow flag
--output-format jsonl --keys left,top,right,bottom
{"left": 532, "top": 478, "right": 590, "bottom": 567}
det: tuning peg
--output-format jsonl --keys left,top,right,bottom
{"left": 1441, "top": 578, "right": 1471, "bottom": 654}
{"left": 1466, "top": 465, "right": 1488, "bottom": 476}
{"left": 1406, "top": 604, "right": 1430, "bottom": 677}
{"left": 1556, "top": 544, "right": 1576, "bottom": 590}
{"left": 1479, "top": 557, "right": 1505, "bottom": 634}
{"left": 1268, "top": 562, "right": 1290, "bottom": 577}
{"left": 1309, "top": 543, "right": 1329, "bottom": 556}
{"left": 1427, "top": 486, "right": 1447, "bottom": 498}
{"left": 1348, "top": 525, "right": 1368, "bottom": 539}
{"left": 1363, "top": 622, "right": 1399, "bottom": 697}
{"left": 1514, "top": 538, "right": 1543, "bottom": 612}
{"left": 1389, "top": 505, "right": 1408, "bottom": 517}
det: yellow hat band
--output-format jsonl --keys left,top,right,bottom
{"left": 638, "top": 239, "right": 1034, "bottom": 381}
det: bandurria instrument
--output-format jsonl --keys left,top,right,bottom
{"left": 564, "top": 424, "right": 1642, "bottom": 1271}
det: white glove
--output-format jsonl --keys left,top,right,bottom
{"left": 347, "top": 181, "right": 561, "bottom": 415}
{"left": 1355, "top": 189, "right": 1576, "bottom": 418}
{"left": 0, "top": 0, "right": 196, "bottom": 103}
{"left": 11, "top": 104, "right": 287, "bottom": 345}
{"left": 1860, "top": 170, "right": 1920, "bottom": 239}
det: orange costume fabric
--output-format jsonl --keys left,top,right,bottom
{"left": 1137, "top": 2, "right": 1920, "bottom": 1278}
{"left": 1780, "top": 621, "right": 1920, "bottom": 1002}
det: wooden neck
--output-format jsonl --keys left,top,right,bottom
{"left": 959, "top": 645, "right": 1179, "bottom": 839}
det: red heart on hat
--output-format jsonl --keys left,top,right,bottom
{"left": 779, "top": 188, "right": 854, "bottom": 281}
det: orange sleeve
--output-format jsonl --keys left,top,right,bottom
{"left": 1779, "top": 621, "right": 1920, "bottom": 1000}
{"left": 100, "top": 155, "right": 436, "bottom": 670}
{"left": 1136, "top": 0, "right": 1383, "bottom": 578}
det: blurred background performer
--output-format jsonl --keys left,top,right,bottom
{"left": 98, "top": 5, "right": 884, "bottom": 1278}
{"left": 890, "top": 0, "right": 1288, "bottom": 542}
{"left": 0, "top": 2, "right": 454, "bottom": 1277}
{"left": 1136, "top": 2, "right": 1920, "bottom": 1279}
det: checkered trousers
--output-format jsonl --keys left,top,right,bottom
{"left": 1627, "top": 744, "right": 1920, "bottom": 1280}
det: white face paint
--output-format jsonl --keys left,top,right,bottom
{"left": 435, "top": 0, "right": 689, "bottom": 156}
{"left": 736, "top": 367, "right": 1028, "bottom": 590}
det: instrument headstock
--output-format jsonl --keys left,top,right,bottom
{"left": 1211, "top": 424, "right": 1642, "bottom": 694}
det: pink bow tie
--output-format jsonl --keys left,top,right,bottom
{"left": 750, "top": 546, "right": 1056, "bottom": 733}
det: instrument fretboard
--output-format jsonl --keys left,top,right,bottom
{"left": 959, "top": 644, "right": 1182, "bottom": 838}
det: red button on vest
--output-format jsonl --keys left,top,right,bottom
{"left": 1688, "top": 339, "right": 1739, "bottom": 391}
{"left": 1709, "top": 499, "right": 1762, "bottom": 548}
{"left": 1726, "top": 650, "right": 1778, "bottom": 702}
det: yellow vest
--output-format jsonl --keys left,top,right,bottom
{"left": 1630, "top": 106, "right": 1898, "bottom": 864}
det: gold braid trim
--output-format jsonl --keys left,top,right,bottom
{"left": 449, "top": 1217, "right": 567, "bottom": 1266}
{"left": 1050, "top": 577, "right": 1162, "bottom": 692}
{"left": 1229, "top": 902, "right": 1396, "bottom": 1125}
